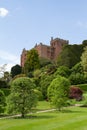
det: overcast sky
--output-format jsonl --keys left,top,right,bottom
{"left": 0, "top": 0, "right": 87, "bottom": 71}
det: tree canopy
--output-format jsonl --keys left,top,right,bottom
{"left": 24, "top": 49, "right": 40, "bottom": 75}
{"left": 40, "top": 74, "right": 54, "bottom": 99}
{"left": 57, "top": 44, "right": 83, "bottom": 68}
{"left": 7, "top": 77, "right": 38, "bottom": 118}
{"left": 81, "top": 46, "right": 87, "bottom": 72}
{"left": 54, "top": 66, "right": 70, "bottom": 78}
{"left": 11, "top": 64, "right": 22, "bottom": 78}
{"left": 0, "top": 90, "right": 6, "bottom": 114}
{"left": 48, "top": 76, "right": 70, "bottom": 110}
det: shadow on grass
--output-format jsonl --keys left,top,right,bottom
{"left": 0, "top": 114, "right": 9, "bottom": 118}
{"left": 54, "top": 107, "right": 86, "bottom": 114}
{"left": 61, "top": 109, "right": 82, "bottom": 113}
{"left": 13, "top": 114, "right": 55, "bottom": 119}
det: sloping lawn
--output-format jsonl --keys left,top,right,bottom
{"left": 36, "top": 100, "right": 52, "bottom": 110}
{"left": 0, "top": 106, "right": 87, "bottom": 130}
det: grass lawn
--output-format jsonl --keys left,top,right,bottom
{"left": 36, "top": 101, "right": 52, "bottom": 110}
{"left": 1, "top": 106, "right": 87, "bottom": 130}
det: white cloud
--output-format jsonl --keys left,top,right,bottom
{"left": 0, "top": 50, "right": 20, "bottom": 72}
{"left": 0, "top": 8, "right": 9, "bottom": 17}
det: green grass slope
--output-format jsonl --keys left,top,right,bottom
{"left": 0, "top": 106, "right": 87, "bottom": 130}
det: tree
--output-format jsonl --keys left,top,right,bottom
{"left": 24, "top": 49, "right": 40, "bottom": 75}
{"left": 69, "top": 62, "right": 85, "bottom": 85}
{"left": 81, "top": 46, "right": 87, "bottom": 72}
{"left": 57, "top": 45, "right": 71, "bottom": 68}
{"left": 54, "top": 66, "right": 70, "bottom": 78}
{"left": 40, "top": 74, "right": 54, "bottom": 99}
{"left": 57, "top": 44, "right": 83, "bottom": 68}
{"left": 11, "top": 64, "right": 22, "bottom": 78}
{"left": 71, "top": 62, "right": 83, "bottom": 74}
{"left": 7, "top": 77, "right": 38, "bottom": 118}
{"left": 82, "top": 40, "right": 87, "bottom": 46}
{"left": 32, "top": 69, "right": 41, "bottom": 90}
{"left": 33, "top": 69, "right": 41, "bottom": 78}
{"left": 48, "top": 76, "right": 70, "bottom": 111}
{"left": 34, "top": 89, "right": 43, "bottom": 101}
{"left": 0, "top": 79, "right": 9, "bottom": 88}
{"left": 3, "top": 71, "right": 11, "bottom": 82}
{"left": 0, "top": 64, "right": 7, "bottom": 77}
{"left": 12, "top": 74, "right": 26, "bottom": 81}
{"left": 45, "top": 64, "right": 57, "bottom": 75}
{"left": 0, "top": 90, "right": 6, "bottom": 114}
{"left": 39, "top": 57, "right": 52, "bottom": 68}
{"left": 69, "top": 73, "right": 85, "bottom": 85}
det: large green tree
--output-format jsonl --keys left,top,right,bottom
{"left": 57, "top": 44, "right": 83, "bottom": 68}
{"left": 81, "top": 46, "right": 87, "bottom": 72}
{"left": 24, "top": 49, "right": 40, "bottom": 75}
{"left": 0, "top": 90, "right": 6, "bottom": 114}
{"left": 69, "top": 63, "right": 85, "bottom": 85}
{"left": 40, "top": 74, "right": 54, "bottom": 99}
{"left": 71, "top": 62, "right": 83, "bottom": 74}
{"left": 7, "top": 77, "right": 38, "bottom": 118}
{"left": 11, "top": 64, "right": 22, "bottom": 78}
{"left": 54, "top": 66, "right": 70, "bottom": 78}
{"left": 39, "top": 57, "right": 52, "bottom": 68}
{"left": 48, "top": 76, "right": 70, "bottom": 111}
{"left": 69, "top": 73, "right": 85, "bottom": 85}
{"left": 82, "top": 40, "right": 87, "bottom": 46}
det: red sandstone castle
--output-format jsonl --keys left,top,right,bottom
{"left": 21, "top": 37, "right": 69, "bottom": 67}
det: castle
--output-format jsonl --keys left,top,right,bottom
{"left": 21, "top": 37, "right": 69, "bottom": 67}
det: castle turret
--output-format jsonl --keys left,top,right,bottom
{"left": 21, "top": 48, "right": 28, "bottom": 67}
{"left": 50, "top": 37, "right": 69, "bottom": 60}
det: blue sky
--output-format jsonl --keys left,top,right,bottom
{"left": 0, "top": 0, "right": 87, "bottom": 71}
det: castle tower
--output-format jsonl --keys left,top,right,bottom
{"left": 50, "top": 37, "right": 69, "bottom": 60}
{"left": 20, "top": 37, "right": 69, "bottom": 67}
{"left": 21, "top": 48, "right": 28, "bottom": 67}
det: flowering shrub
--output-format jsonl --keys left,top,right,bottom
{"left": 69, "top": 86, "right": 83, "bottom": 101}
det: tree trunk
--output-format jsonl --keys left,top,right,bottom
{"left": 21, "top": 112, "right": 25, "bottom": 118}
{"left": 21, "top": 106, "right": 25, "bottom": 118}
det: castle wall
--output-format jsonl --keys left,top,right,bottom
{"left": 20, "top": 37, "right": 69, "bottom": 67}
{"left": 50, "top": 38, "right": 68, "bottom": 60}
{"left": 35, "top": 43, "right": 52, "bottom": 60}
{"left": 21, "top": 48, "right": 27, "bottom": 67}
